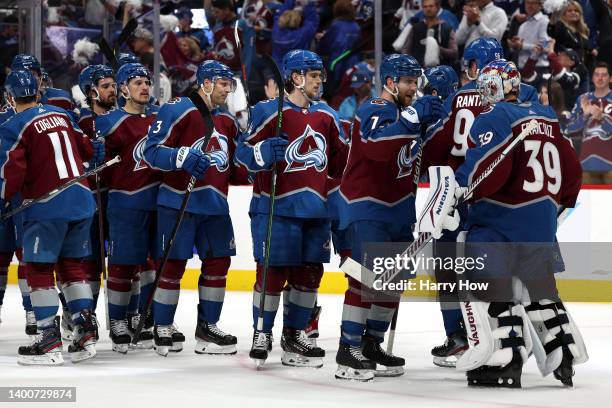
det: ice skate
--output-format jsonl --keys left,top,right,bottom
{"left": 362, "top": 334, "right": 404, "bottom": 377}
{"left": 335, "top": 341, "right": 375, "bottom": 382}
{"left": 195, "top": 321, "right": 237, "bottom": 355}
{"left": 431, "top": 330, "right": 468, "bottom": 368}
{"left": 110, "top": 319, "right": 131, "bottom": 354}
{"left": 280, "top": 328, "right": 325, "bottom": 368}
{"left": 154, "top": 324, "right": 173, "bottom": 357}
{"left": 249, "top": 330, "right": 272, "bottom": 368}
{"left": 17, "top": 325, "right": 64, "bottom": 366}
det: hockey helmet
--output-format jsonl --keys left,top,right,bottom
{"left": 462, "top": 38, "right": 504, "bottom": 74}
{"left": 5, "top": 69, "right": 39, "bottom": 99}
{"left": 421, "top": 65, "right": 459, "bottom": 100}
{"left": 117, "top": 52, "right": 140, "bottom": 66}
{"left": 11, "top": 54, "right": 42, "bottom": 74}
{"left": 282, "top": 50, "right": 325, "bottom": 82}
{"left": 116, "top": 63, "right": 150, "bottom": 86}
{"left": 477, "top": 59, "right": 521, "bottom": 106}
{"left": 196, "top": 60, "right": 236, "bottom": 91}
{"left": 379, "top": 54, "right": 422, "bottom": 86}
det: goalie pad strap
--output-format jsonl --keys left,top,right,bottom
{"left": 501, "top": 337, "right": 525, "bottom": 349}
{"left": 498, "top": 315, "right": 523, "bottom": 327}
{"left": 544, "top": 313, "right": 569, "bottom": 330}
{"left": 544, "top": 333, "right": 575, "bottom": 355}
{"left": 525, "top": 301, "right": 563, "bottom": 312}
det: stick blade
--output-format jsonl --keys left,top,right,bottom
{"left": 339, "top": 257, "right": 377, "bottom": 289}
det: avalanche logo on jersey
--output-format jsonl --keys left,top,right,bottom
{"left": 397, "top": 141, "right": 414, "bottom": 178}
{"left": 192, "top": 130, "right": 229, "bottom": 172}
{"left": 215, "top": 37, "right": 235, "bottom": 61}
{"left": 284, "top": 125, "right": 327, "bottom": 173}
{"left": 132, "top": 136, "right": 149, "bottom": 171}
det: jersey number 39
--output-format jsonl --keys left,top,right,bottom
{"left": 523, "top": 140, "right": 561, "bottom": 195}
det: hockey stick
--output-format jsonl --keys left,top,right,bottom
{"left": 234, "top": 20, "right": 251, "bottom": 106}
{"left": 98, "top": 38, "right": 119, "bottom": 71}
{"left": 255, "top": 55, "right": 284, "bottom": 333}
{"left": 340, "top": 119, "right": 540, "bottom": 289}
{"left": 113, "top": 3, "right": 176, "bottom": 52}
{"left": 387, "top": 133, "right": 426, "bottom": 354}
{"left": 131, "top": 90, "right": 215, "bottom": 343}
{"left": 2, "top": 156, "right": 121, "bottom": 220}
{"left": 89, "top": 105, "right": 110, "bottom": 330}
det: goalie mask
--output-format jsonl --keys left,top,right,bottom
{"left": 476, "top": 60, "right": 521, "bottom": 107}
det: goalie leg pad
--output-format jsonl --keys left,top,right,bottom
{"left": 418, "top": 166, "right": 460, "bottom": 239}
{"left": 459, "top": 302, "right": 529, "bottom": 388}
{"left": 525, "top": 300, "right": 588, "bottom": 384}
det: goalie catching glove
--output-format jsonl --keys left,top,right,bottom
{"left": 418, "top": 166, "right": 465, "bottom": 239}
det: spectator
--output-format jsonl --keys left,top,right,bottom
{"left": 176, "top": 6, "right": 211, "bottom": 52}
{"left": 567, "top": 62, "right": 612, "bottom": 184}
{"left": 548, "top": 0, "right": 593, "bottom": 70}
{"left": 338, "top": 62, "right": 375, "bottom": 120}
{"left": 412, "top": 0, "right": 460, "bottom": 29}
{"left": 539, "top": 81, "right": 570, "bottom": 134}
{"left": 271, "top": 0, "right": 319, "bottom": 65}
{"left": 129, "top": 27, "right": 155, "bottom": 72}
{"left": 209, "top": 0, "right": 253, "bottom": 74}
{"left": 402, "top": 0, "right": 458, "bottom": 68}
{"left": 178, "top": 36, "right": 206, "bottom": 63}
{"left": 590, "top": 0, "right": 612, "bottom": 68}
{"left": 317, "top": 0, "right": 361, "bottom": 86}
{"left": 493, "top": 0, "right": 520, "bottom": 15}
{"left": 507, "top": 0, "right": 549, "bottom": 70}
{"left": 245, "top": 0, "right": 280, "bottom": 57}
{"left": 455, "top": 0, "right": 508, "bottom": 46}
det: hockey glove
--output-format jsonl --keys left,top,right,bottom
{"left": 402, "top": 95, "right": 446, "bottom": 126}
{"left": 91, "top": 138, "right": 105, "bottom": 167}
{"left": 253, "top": 137, "right": 289, "bottom": 169}
{"left": 174, "top": 147, "right": 211, "bottom": 180}
{"left": 418, "top": 166, "right": 460, "bottom": 239}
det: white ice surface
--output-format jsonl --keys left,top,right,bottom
{"left": 0, "top": 288, "right": 610, "bottom": 408}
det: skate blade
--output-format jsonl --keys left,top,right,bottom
{"left": 70, "top": 345, "right": 96, "bottom": 363}
{"left": 112, "top": 343, "right": 129, "bottom": 354}
{"left": 335, "top": 365, "right": 375, "bottom": 382}
{"left": 374, "top": 365, "right": 404, "bottom": 377}
{"left": 281, "top": 352, "right": 323, "bottom": 368}
{"left": 433, "top": 355, "right": 460, "bottom": 368}
{"left": 129, "top": 340, "right": 154, "bottom": 350}
{"left": 169, "top": 343, "right": 184, "bottom": 353}
{"left": 154, "top": 346, "right": 169, "bottom": 357}
{"left": 17, "top": 352, "right": 64, "bottom": 366}
{"left": 252, "top": 358, "right": 266, "bottom": 369}
{"left": 195, "top": 341, "right": 237, "bottom": 355}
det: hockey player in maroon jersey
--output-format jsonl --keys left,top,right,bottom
{"left": 94, "top": 63, "right": 160, "bottom": 354}
{"left": 420, "top": 60, "right": 587, "bottom": 388}
{"left": 0, "top": 70, "right": 101, "bottom": 365}
{"left": 235, "top": 49, "right": 349, "bottom": 368}
{"left": 144, "top": 60, "right": 245, "bottom": 357}
{"left": 335, "top": 54, "right": 445, "bottom": 381}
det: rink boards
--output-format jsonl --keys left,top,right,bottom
{"left": 6, "top": 185, "right": 612, "bottom": 301}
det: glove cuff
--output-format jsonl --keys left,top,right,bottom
{"left": 253, "top": 141, "right": 266, "bottom": 167}
{"left": 401, "top": 106, "right": 420, "bottom": 124}
{"left": 175, "top": 146, "right": 190, "bottom": 169}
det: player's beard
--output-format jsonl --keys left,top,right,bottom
{"left": 98, "top": 95, "right": 116, "bottom": 110}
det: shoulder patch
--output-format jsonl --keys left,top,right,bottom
{"left": 370, "top": 98, "right": 387, "bottom": 105}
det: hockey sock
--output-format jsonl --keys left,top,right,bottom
{"left": 281, "top": 284, "right": 290, "bottom": 327}
{"left": 365, "top": 301, "right": 399, "bottom": 343}
{"left": 340, "top": 276, "right": 370, "bottom": 346}
{"left": 252, "top": 264, "right": 287, "bottom": 332}
{"left": 152, "top": 259, "right": 186, "bottom": 326}
{"left": 26, "top": 262, "right": 59, "bottom": 330}
{"left": 197, "top": 257, "right": 230, "bottom": 324}
{"left": 441, "top": 307, "right": 464, "bottom": 336}
{"left": 0, "top": 252, "right": 11, "bottom": 306}
{"left": 107, "top": 264, "right": 136, "bottom": 320}
{"left": 83, "top": 260, "right": 101, "bottom": 311}
{"left": 56, "top": 258, "right": 94, "bottom": 324}
{"left": 138, "top": 259, "right": 156, "bottom": 315}
{"left": 127, "top": 273, "right": 140, "bottom": 316}
{"left": 285, "top": 264, "right": 323, "bottom": 330}
{"left": 16, "top": 248, "right": 33, "bottom": 312}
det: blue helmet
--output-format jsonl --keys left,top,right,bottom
{"left": 380, "top": 54, "right": 422, "bottom": 85}
{"left": 117, "top": 52, "right": 140, "bottom": 66}
{"left": 40, "top": 67, "right": 52, "bottom": 88}
{"left": 422, "top": 65, "right": 459, "bottom": 100}
{"left": 196, "top": 60, "right": 236, "bottom": 90}
{"left": 116, "top": 63, "right": 150, "bottom": 86}
{"left": 11, "top": 54, "right": 41, "bottom": 73}
{"left": 79, "top": 65, "right": 114, "bottom": 94}
{"left": 5, "top": 69, "right": 38, "bottom": 99}
{"left": 463, "top": 38, "right": 504, "bottom": 73}
{"left": 282, "top": 50, "right": 324, "bottom": 81}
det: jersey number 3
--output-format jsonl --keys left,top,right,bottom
{"left": 523, "top": 140, "right": 561, "bottom": 195}
{"left": 48, "top": 130, "right": 80, "bottom": 180}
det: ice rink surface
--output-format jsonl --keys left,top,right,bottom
{"left": 0, "top": 288, "right": 610, "bottom": 408}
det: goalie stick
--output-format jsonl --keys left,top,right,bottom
{"left": 2, "top": 156, "right": 121, "bottom": 220}
{"left": 131, "top": 89, "right": 215, "bottom": 343}
{"left": 340, "top": 119, "right": 540, "bottom": 289}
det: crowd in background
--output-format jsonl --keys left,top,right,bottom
{"left": 0, "top": 0, "right": 610, "bottom": 182}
